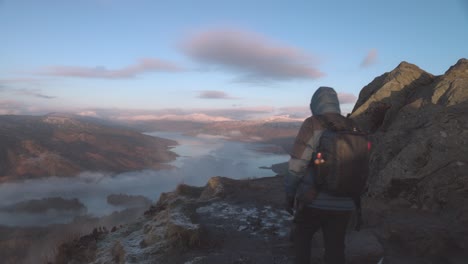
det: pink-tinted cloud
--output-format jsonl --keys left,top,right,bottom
{"left": 0, "top": 78, "right": 43, "bottom": 84}
{"left": 92, "top": 106, "right": 276, "bottom": 121}
{"left": 202, "top": 106, "right": 275, "bottom": 119}
{"left": 0, "top": 100, "right": 24, "bottom": 115}
{"left": 198, "top": 90, "right": 239, "bottom": 99}
{"left": 278, "top": 106, "right": 310, "bottom": 118}
{"left": 0, "top": 100, "right": 59, "bottom": 115}
{"left": 39, "top": 58, "right": 184, "bottom": 79}
{"left": 181, "top": 28, "right": 324, "bottom": 82}
{"left": 338, "top": 92, "right": 357, "bottom": 104}
{"left": 361, "top": 49, "right": 378, "bottom": 68}
{"left": 0, "top": 78, "right": 43, "bottom": 90}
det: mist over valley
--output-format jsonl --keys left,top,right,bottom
{"left": 0, "top": 117, "right": 294, "bottom": 227}
{"left": 0, "top": 115, "right": 295, "bottom": 263}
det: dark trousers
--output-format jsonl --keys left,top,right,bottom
{"left": 293, "top": 207, "right": 351, "bottom": 264}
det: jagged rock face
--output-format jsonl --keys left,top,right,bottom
{"left": 351, "top": 61, "right": 435, "bottom": 133}
{"left": 351, "top": 59, "right": 468, "bottom": 250}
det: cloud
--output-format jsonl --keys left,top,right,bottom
{"left": 118, "top": 113, "right": 233, "bottom": 122}
{"left": 202, "top": 106, "right": 275, "bottom": 119}
{"left": 181, "top": 28, "right": 324, "bottom": 82}
{"left": 38, "top": 58, "right": 184, "bottom": 79}
{"left": 0, "top": 78, "right": 43, "bottom": 88}
{"left": 77, "top": 111, "right": 99, "bottom": 117}
{"left": 0, "top": 97, "right": 74, "bottom": 115}
{"left": 278, "top": 106, "right": 310, "bottom": 118}
{"left": 0, "top": 100, "right": 49, "bottom": 115}
{"left": 337, "top": 92, "right": 357, "bottom": 104}
{"left": 360, "top": 49, "right": 378, "bottom": 68}
{"left": 84, "top": 106, "right": 276, "bottom": 121}
{"left": 0, "top": 79, "right": 55, "bottom": 99}
{"left": 0, "top": 100, "right": 24, "bottom": 115}
{"left": 17, "top": 88, "right": 56, "bottom": 99}
{"left": 197, "top": 90, "right": 238, "bottom": 99}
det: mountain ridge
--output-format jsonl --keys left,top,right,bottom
{"left": 0, "top": 114, "right": 178, "bottom": 182}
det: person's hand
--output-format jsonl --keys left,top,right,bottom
{"left": 285, "top": 196, "right": 295, "bottom": 215}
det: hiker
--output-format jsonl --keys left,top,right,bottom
{"left": 284, "top": 86, "right": 368, "bottom": 264}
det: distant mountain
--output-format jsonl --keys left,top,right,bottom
{"left": 124, "top": 113, "right": 234, "bottom": 122}
{"left": 0, "top": 113, "right": 178, "bottom": 181}
{"left": 189, "top": 119, "right": 301, "bottom": 140}
{"left": 121, "top": 116, "right": 302, "bottom": 154}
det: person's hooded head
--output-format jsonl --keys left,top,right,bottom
{"left": 310, "top": 86, "right": 341, "bottom": 116}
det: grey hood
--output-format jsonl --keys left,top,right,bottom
{"left": 310, "top": 86, "right": 341, "bottom": 115}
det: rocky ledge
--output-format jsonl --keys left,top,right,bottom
{"left": 53, "top": 176, "right": 387, "bottom": 264}
{"left": 54, "top": 175, "right": 468, "bottom": 264}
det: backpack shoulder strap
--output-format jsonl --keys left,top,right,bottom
{"left": 314, "top": 115, "right": 338, "bottom": 131}
{"left": 345, "top": 116, "right": 364, "bottom": 133}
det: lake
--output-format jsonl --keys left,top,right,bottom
{"left": 0, "top": 132, "right": 289, "bottom": 226}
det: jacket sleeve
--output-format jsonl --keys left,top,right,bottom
{"left": 284, "top": 117, "right": 320, "bottom": 198}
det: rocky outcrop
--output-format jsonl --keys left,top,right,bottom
{"left": 351, "top": 58, "right": 468, "bottom": 262}
{"left": 351, "top": 61, "right": 435, "bottom": 133}
{"left": 53, "top": 176, "right": 385, "bottom": 264}
{"left": 351, "top": 58, "right": 468, "bottom": 203}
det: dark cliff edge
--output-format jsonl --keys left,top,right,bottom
{"left": 53, "top": 176, "right": 383, "bottom": 264}
{"left": 52, "top": 59, "right": 468, "bottom": 264}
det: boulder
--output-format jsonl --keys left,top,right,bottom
{"left": 346, "top": 230, "right": 384, "bottom": 264}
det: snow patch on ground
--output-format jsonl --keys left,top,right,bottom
{"left": 92, "top": 222, "right": 157, "bottom": 264}
{"left": 196, "top": 202, "right": 292, "bottom": 237}
{"left": 169, "top": 208, "right": 199, "bottom": 230}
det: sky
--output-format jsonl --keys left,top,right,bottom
{"left": 1, "top": 0, "right": 467, "bottom": 120}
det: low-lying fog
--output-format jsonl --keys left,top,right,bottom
{"left": 0, "top": 132, "right": 289, "bottom": 226}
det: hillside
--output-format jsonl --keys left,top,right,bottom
{"left": 0, "top": 114, "right": 178, "bottom": 182}
{"left": 186, "top": 119, "right": 301, "bottom": 154}
{"left": 124, "top": 117, "right": 301, "bottom": 154}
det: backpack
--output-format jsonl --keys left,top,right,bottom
{"left": 313, "top": 115, "right": 370, "bottom": 231}
{"left": 313, "top": 115, "right": 370, "bottom": 197}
